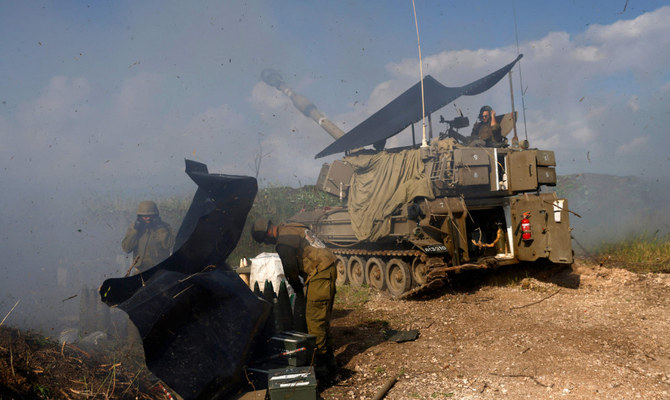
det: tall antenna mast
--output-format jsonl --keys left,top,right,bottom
{"left": 513, "top": 5, "right": 529, "bottom": 144}
{"left": 412, "top": 0, "right": 429, "bottom": 152}
{"left": 508, "top": 71, "right": 519, "bottom": 147}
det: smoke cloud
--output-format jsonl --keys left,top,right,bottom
{"left": 0, "top": 2, "right": 668, "bottom": 332}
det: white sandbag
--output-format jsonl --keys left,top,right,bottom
{"left": 250, "top": 252, "right": 294, "bottom": 297}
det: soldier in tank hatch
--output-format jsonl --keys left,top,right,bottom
{"left": 470, "top": 105, "right": 503, "bottom": 145}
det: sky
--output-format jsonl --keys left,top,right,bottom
{"left": 2, "top": 0, "right": 669, "bottom": 195}
{"left": 1, "top": 0, "right": 669, "bottom": 330}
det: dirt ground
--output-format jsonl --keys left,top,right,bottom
{"left": 1, "top": 260, "right": 669, "bottom": 399}
{"left": 322, "top": 261, "right": 670, "bottom": 399}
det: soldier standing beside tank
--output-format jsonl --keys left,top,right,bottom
{"left": 251, "top": 218, "right": 338, "bottom": 383}
{"left": 470, "top": 105, "right": 503, "bottom": 145}
{"left": 122, "top": 200, "right": 175, "bottom": 274}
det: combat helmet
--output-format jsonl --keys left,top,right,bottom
{"left": 479, "top": 105, "right": 493, "bottom": 118}
{"left": 137, "top": 200, "right": 159, "bottom": 216}
{"left": 251, "top": 218, "right": 271, "bottom": 243}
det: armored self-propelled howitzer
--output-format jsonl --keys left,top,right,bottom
{"left": 262, "top": 55, "right": 573, "bottom": 298}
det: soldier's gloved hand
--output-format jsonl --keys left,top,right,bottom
{"left": 289, "top": 279, "right": 304, "bottom": 296}
{"left": 134, "top": 218, "right": 143, "bottom": 230}
{"left": 292, "top": 282, "right": 306, "bottom": 311}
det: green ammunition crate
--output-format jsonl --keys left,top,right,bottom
{"left": 270, "top": 331, "right": 316, "bottom": 367}
{"left": 268, "top": 366, "right": 317, "bottom": 400}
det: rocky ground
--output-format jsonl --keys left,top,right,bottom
{"left": 1, "top": 260, "right": 669, "bottom": 399}
{"left": 322, "top": 261, "right": 670, "bottom": 399}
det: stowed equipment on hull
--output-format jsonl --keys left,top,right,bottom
{"left": 262, "top": 56, "right": 573, "bottom": 298}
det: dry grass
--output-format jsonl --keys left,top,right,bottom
{"left": 595, "top": 232, "right": 670, "bottom": 273}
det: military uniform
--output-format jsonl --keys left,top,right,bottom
{"left": 470, "top": 121, "right": 502, "bottom": 144}
{"left": 122, "top": 218, "right": 174, "bottom": 273}
{"left": 274, "top": 223, "right": 337, "bottom": 357}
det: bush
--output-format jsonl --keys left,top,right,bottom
{"left": 230, "top": 185, "right": 341, "bottom": 265}
{"left": 595, "top": 232, "right": 670, "bottom": 273}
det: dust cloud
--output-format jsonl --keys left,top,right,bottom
{"left": 1, "top": 3, "right": 669, "bottom": 336}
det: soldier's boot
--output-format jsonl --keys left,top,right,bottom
{"left": 315, "top": 351, "right": 338, "bottom": 389}
{"left": 314, "top": 362, "right": 329, "bottom": 390}
{"left": 324, "top": 349, "right": 338, "bottom": 376}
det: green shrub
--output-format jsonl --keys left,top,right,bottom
{"left": 334, "top": 285, "right": 371, "bottom": 309}
{"left": 229, "top": 184, "right": 341, "bottom": 265}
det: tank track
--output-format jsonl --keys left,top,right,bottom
{"left": 332, "top": 248, "right": 423, "bottom": 258}
{"left": 330, "top": 249, "right": 498, "bottom": 299}
{"left": 397, "top": 260, "right": 497, "bottom": 299}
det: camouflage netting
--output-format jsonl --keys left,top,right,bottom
{"left": 345, "top": 148, "right": 435, "bottom": 241}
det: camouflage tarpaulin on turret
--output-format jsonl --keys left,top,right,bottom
{"left": 345, "top": 148, "right": 434, "bottom": 241}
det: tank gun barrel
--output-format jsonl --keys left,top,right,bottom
{"left": 261, "top": 69, "right": 345, "bottom": 140}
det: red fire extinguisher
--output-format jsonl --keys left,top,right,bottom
{"left": 521, "top": 212, "right": 532, "bottom": 241}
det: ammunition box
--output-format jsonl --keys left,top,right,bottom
{"left": 268, "top": 366, "right": 317, "bottom": 400}
{"left": 537, "top": 167, "right": 557, "bottom": 185}
{"left": 455, "top": 166, "right": 489, "bottom": 186}
{"left": 316, "top": 160, "right": 353, "bottom": 198}
{"left": 453, "top": 148, "right": 490, "bottom": 166}
{"left": 535, "top": 150, "right": 556, "bottom": 166}
{"left": 270, "top": 331, "right": 316, "bottom": 367}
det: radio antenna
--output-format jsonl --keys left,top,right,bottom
{"left": 513, "top": 5, "right": 529, "bottom": 143}
{"left": 412, "top": 0, "right": 428, "bottom": 151}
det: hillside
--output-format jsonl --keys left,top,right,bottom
{"left": 553, "top": 173, "right": 670, "bottom": 250}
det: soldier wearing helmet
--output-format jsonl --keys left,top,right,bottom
{"left": 252, "top": 218, "right": 338, "bottom": 384}
{"left": 121, "top": 200, "right": 175, "bottom": 274}
{"left": 470, "top": 105, "right": 503, "bottom": 145}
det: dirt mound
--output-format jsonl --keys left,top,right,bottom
{"left": 322, "top": 261, "right": 670, "bottom": 399}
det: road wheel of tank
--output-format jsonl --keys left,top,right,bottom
{"left": 347, "top": 256, "right": 366, "bottom": 288}
{"left": 386, "top": 258, "right": 412, "bottom": 297}
{"left": 365, "top": 257, "right": 386, "bottom": 291}
{"left": 335, "top": 255, "right": 348, "bottom": 286}
{"left": 411, "top": 257, "right": 428, "bottom": 287}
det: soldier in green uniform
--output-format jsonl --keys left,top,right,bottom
{"left": 252, "top": 218, "right": 338, "bottom": 382}
{"left": 470, "top": 105, "right": 503, "bottom": 145}
{"left": 122, "top": 200, "right": 175, "bottom": 274}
